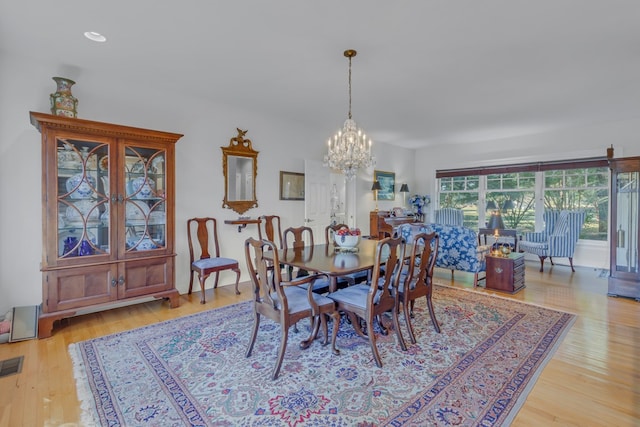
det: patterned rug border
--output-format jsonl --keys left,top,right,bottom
{"left": 69, "top": 285, "right": 577, "bottom": 427}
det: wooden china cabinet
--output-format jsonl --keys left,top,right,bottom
{"left": 30, "top": 112, "right": 183, "bottom": 337}
{"left": 608, "top": 156, "right": 640, "bottom": 301}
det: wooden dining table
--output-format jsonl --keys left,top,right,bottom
{"left": 265, "top": 238, "right": 383, "bottom": 292}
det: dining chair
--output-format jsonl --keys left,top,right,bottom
{"left": 327, "top": 236, "right": 407, "bottom": 367}
{"left": 187, "top": 217, "right": 240, "bottom": 304}
{"left": 283, "top": 226, "right": 322, "bottom": 284}
{"left": 325, "top": 224, "right": 369, "bottom": 287}
{"left": 258, "top": 215, "right": 284, "bottom": 249}
{"left": 244, "top": 237, "right": 340, "bottom": 380}
{"left": 398, "top": 231, "right": 440, "bottom": 344}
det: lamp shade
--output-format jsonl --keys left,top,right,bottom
{"left": 400, "top": 183, "right": 409, "bottom": 193}
{"left": 486, "top": 200, "right": 497, "bottom": 210}
{"left": 371, "top": 181, "right": 382, "bottom": 191}
{"left": 487, "top": 212, "right": 505, "bottom": 230}
{"left": 502, "top": 200, "right": 515, "bottom": 210}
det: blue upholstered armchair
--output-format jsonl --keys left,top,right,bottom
{"left": 434, "top": 208, "right": 464, "bottom": 227}
{"left": 519, "top": 210, "right": 586, "bottom": 272}
{"left": 396, "top": 223, "right": 490, "bottom": 287}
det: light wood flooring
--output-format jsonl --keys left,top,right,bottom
{"left": 0, "top": 262, "right": 638, "bottom": 426}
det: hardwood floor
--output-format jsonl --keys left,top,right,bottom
{"left": 0, "top": 262, "right": 638, "bottom": 426}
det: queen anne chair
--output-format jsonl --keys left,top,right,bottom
{"left": 244, "top": 237, "right": 340, "bottom": 380}
{"left": 519, "top": 210, "right": 586, "bottom": 272}
{"left": 282, "top": 226, "right": 333, "bottom": 292}
{"left": 398, "top": 231, "right": 440, "bottom": 343}
{"left": 434, "top": 208, "right": 464, "bottom": 226}
{"left": 327, "top": 236, "right": 407, "bottom": 367}
{"left": 187, "top": 217, "right": 240, "bottom": 304}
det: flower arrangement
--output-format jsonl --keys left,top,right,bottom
{"left": 409, "top": 194, "right": 430, "bottom": 216}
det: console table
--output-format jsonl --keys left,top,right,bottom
{"left": 486, "top": 252, "right": 525, "bottom": 293}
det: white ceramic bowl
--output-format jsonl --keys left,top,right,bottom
{"left": 334, "top": 234, "right": 359, "bottom": 248}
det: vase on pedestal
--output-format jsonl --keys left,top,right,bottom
{"left": 50, "top": 77, "right": 78, "bottom": 118}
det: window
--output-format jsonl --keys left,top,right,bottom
{"left": 486, "top": 172, "right": 536, "bottom": 232}
{"left": 543, "top": 168, "right": 608, "bottom": 240}
{"left": 436, "top": 159, "right": 609, "bottom": 241}
{"left": 438, "top": 176, "right": 479, "bottom": 227}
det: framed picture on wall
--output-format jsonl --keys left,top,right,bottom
{"left": 374, "top": 170, "right": 395, "bottom": 200}
{"left": 279, "top": 171, "right": 305, "bottom": 200}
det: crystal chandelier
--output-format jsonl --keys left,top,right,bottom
{"left": 323, "top": 49, "right": 374, "bottom": 180}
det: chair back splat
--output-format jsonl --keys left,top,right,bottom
{"left": 244, "top": 237, "right": 340, "bottom": 380}
{"left": 258, "top": 215, "right": 284, "bottom": 249}
{"left": 283, "top": 226, "right": 314, "bottom": 280}
{"left": 187, "top": 217, "right": 241, "bottom": 303}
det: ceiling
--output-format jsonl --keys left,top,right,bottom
{"left": 2, "top": 1, "right": 640, "bottom": 149}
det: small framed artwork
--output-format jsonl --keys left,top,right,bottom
{"left": 279, "top": 171, "right": 305, "bottom": 200}
{"left": 374, "top": 170, "right": 395, "bottom": 201}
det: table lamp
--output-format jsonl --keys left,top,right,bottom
{"left": 399, "top": 183, "right": 409, "bottom": 207}
{"left": 371, "top": 180, "right": 382, "bottom": 211}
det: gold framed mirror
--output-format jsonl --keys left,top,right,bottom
{"left": 222, "top": 128, "right": 258, "bottom": 214}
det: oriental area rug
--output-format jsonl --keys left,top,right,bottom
{"left": 69, "top": 285, "right": 576, "bottom": 426}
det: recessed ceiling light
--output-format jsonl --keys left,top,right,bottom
{"left": 84, "top": 31, "right": 107, "bottom": 43}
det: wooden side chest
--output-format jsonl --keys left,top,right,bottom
{"left": 486, "top": 252, "right": 525, "bottom": 293}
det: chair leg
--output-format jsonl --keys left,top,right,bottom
{"left": 188, "top": 269, "right": 195, "bottom": 294}
{"left": 367, "top": 316, "right": 383, "bottom": 368}
{"left": 233, "top": 267, "right": 241, "bottom": 294}
{"left": 198, "top": 274, "right": 209, "bottom": 304}
{"left": 246, "top": 312, "right": 261, "bottom": 358}
{"left": 403, "top": 300, "right": 417, "bottom": 345}
{"left": 392, "top": 302, "right": 407, "bottom": 351}
{"left": 213, "top": 272, "right": 220, "bottom": 289}
{"left": 569, "top": 257, "right": 576, "bottom": 272}
{"left": 272, "top": 324, "right": 289, "bottom": 380}
{"left": 328, "top": 312, "right": 341, "bottom": 355}
{"left": 538, "top": 256, "right": 547, "bottom": 272}
{"left": 425, "top": 294, "right": 441, "bottom": 333}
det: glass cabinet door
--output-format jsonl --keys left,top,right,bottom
{"left": 56, "top": 137, "right": 110, "bottom": 259}
{"left": 614, "top": 170, "right": 639, "bottom": 275}
{"left": 124, "top": 145, "right": 167, "bottom": 253}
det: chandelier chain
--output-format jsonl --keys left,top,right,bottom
{"left": 348, "top": 55, "right": 352, "bottom": 120}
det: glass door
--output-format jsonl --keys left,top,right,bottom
{"left": 614, "top": 170, "right": 639, "bottom": 275}
{"left": 123, "top": 145, "right": 167, "bottom": 254}
{"left": 56, "top": 137, "right": 111, "bottom": 260}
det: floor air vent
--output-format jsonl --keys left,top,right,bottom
{"left": 0, "top": 356, "right": 24, "bottom": 378}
